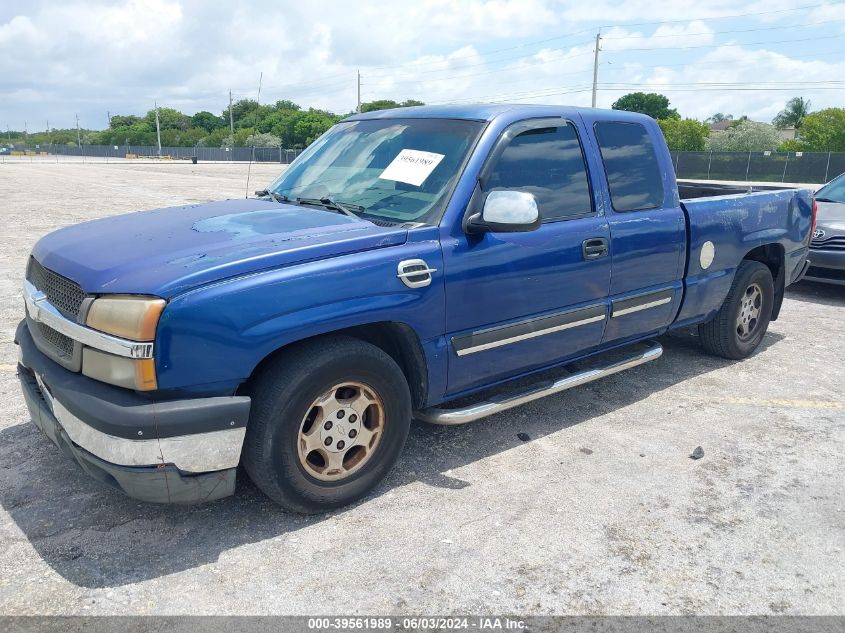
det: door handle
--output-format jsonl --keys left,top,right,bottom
{"left": 582, "top": 238, "right": 609, "bottom": 260}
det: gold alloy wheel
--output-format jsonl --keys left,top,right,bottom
{"left": 736, "top": 282, "right": 763, "bottom": 340}
{"left": 297, "top": 382, "right": 386, "bottom": 481}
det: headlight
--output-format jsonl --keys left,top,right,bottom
{"left": 86, "top": 295, "right": 165, "bottom": 341}
{"left": 84, "top": 295, "right": 165, "bottom": 391}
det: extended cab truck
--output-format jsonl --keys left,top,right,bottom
{"left": 16, "top": 105, "right": 814, "bottom": 512}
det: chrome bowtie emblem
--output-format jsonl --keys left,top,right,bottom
{"left": 813, "top": 228, "right": 825, "bottom": 239}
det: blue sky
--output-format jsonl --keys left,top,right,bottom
{"left": 1, "top": 0, "right": 843, "bottom": 131}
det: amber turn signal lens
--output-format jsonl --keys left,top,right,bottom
{"left": 82, "top": 349, "right": 158, "bottom": 391}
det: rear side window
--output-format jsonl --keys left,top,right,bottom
{"left": 486, "top": 123, "right": 593, "bottom": 221}
{"left": 594, "top": 121, "right": 664, "bottom": 212}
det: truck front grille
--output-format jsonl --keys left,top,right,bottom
{"left": 811, "top": 235, "right": 845, "bottom": 251}
{"left": 36, "top": 322, "right": 74, "bottom": 358}
{"left": 26, "top": 257, "right": 87, "bottom": 320}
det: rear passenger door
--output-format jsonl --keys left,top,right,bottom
{"left": 592, "top": 120, "right": 686, "bottom": 344}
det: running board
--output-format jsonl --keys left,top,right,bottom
{"left": 415, "top": 341, "right": 663, "bottom": 426}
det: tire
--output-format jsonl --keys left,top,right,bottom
{"left": 242, "top": 336, "right": 412, "bottom": 513}
{"left": 698, "top": 260, "right": 774, "bottom": 360}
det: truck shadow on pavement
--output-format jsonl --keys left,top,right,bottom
{"left": 786, "top": 280, "right": 845, "bottom": 308}
{"left": 0, "top": 329, "right": 784, "bottom": 588}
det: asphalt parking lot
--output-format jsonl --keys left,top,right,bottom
{"left": 0, "top": 162, "right": 842, "bottom": 615}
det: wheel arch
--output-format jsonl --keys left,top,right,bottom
{"left": 742, "top": 243, "right": 785, "bottom": 320}
{"left": 242, "top": 321, "right": 429, "bottom": 410}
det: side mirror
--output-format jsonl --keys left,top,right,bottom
{"left": 467, "top": 190, "right": 541, "bottom": 233}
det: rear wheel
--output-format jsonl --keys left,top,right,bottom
{"left": 242, "top": 336, "right": 412, "bottom": 513}
{"left": 698, "top": 260, "right": 774, "bottom": 360}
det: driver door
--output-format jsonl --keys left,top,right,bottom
{"left": 441, "top": 118, "right": 612, "bottom": 395}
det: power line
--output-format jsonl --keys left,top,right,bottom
{"left": 601, "top": 17, "right": 845, "bottom": 40}
{"left": 215, "top": 3, "right": 836, "bottom": 105}
{"left": 597, "top": 2, "right": 831, "bottom": 29}
{"left": 361, "top": 37, "right": 844, "bottom": 101}
{"left": 606, "top": 32, "right": 841, "bottom": 52}
{"left": 364, "top": 2, "right": 831, "bottom": 77}
{"left": 342, "top": 18, "right": 842, "bottom": 98}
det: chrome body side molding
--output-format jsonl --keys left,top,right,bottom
{"left": 611, "top": 288, "right": 674, "bottom": 318}
{"left": 23, "top": 280, "right": 154, "bottom": 359}
{"left": 416, "top": 341, "right": 663, "bottom": 425}
{"left": 452, "top": 304, "right": 606, "bottom": 357}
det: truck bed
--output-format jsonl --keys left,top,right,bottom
{"left": 672, "top": 184, "right": 813, "bottom": 327}
{"left": 678, "top": 180, "right": 801, "bottom": 200}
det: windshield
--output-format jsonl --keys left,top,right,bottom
{"left": 267, "top": 118, "right": 484, "bottom": 225}
{"left": 816, "top": 172, "right": 845, "bottom": 203}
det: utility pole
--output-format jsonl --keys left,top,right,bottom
{"left": 24, "top": 121, "right": 28, "bottom": 146}
{"left": 245, "top": 72, "right": 264, "bottom": 198}
{"left": 46, "top": 120, "right": 50, "bottom": 147}
{"left": 356, "top": 70, "right": 361, "bottom": 113}
{"left": 6, "top": 123, "right": 10, "bottom": 145}
{"left": 228, "top": 89, "right": 235, "bottom": 155}
{"left": 154, "top": 101, "right": 162, "bottom": 156}
{"left": 591, "top": 31, "right": 602, "bottom": 108}
{"left": 107, "top": 111, "right": 111, "bottom": 128}
{"left": 75, "top": 115, "right": 81, "bottom": 147}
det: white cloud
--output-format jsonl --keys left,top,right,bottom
{"left": 0, "top": 0, "right": 842, "bottom": 129}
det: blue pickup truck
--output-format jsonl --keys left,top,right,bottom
{"left": 17, "top": 105, "right": 814, "bottom": 512}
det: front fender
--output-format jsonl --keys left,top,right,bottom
{"left": 155, "top": 230, "right": 445, "bottom": 395}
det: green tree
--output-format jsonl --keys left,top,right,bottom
{"left": 109, "top": 115, "right": 141, "bottom": 128}
{"left": 705, "top": 120, "right": 782, "bottom": 152}
{"left": 611, "top": 92, "right": 679, "bottom": 120}
{"left": 360, "top": 99, "right": 424, "bottom": 113}
{"left": 772, "top": 97, "right": 811, "bottom": 130}
{"left": 796, "top": 108, "right": 845, "bottom": 151}
{"left": 223, "top": 99, "right": 260, "bottom": 127}
{"left": 657, "top": 118, "right": 710, "bottom": 151}
{"left": 246, "top": 132, "right": 282, "bottom": 147}
{"left": 274, "top": 100, "right": 301, "bottom": 111}
{"left": 778, "top": 139, "right": 805, "bottom": 152}
{"left": 191, "top": 111, "right": 224, "bottom": 132}
{"left": 705, "top": 113, "right": 733, "bottom": 124}
{"left": 145, "top": 107, "right": 190, "bottom": 131}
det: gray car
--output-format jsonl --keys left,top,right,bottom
{"left": 806, "top": 172, "right": 845, "bottom": 285}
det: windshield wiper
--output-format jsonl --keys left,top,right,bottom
{"left": 296, "top": 197, "right": 364, "bottom": 219}
{"left": 814, "top": 197, "right": 840, "bottom": 203}
{"left": 254, "top": 189, "right": 289, "bottom": 203}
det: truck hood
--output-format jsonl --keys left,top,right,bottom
{"left": 32, "top": 199, "right": 408, "bottom": 297}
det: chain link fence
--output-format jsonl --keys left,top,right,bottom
{"left": 670, "top": 151, "right": 844, "bottom": 184}
{"left": 5, "top": 145, "right": 844, "bottom": 184}
{"left": 3, "top": 144, "right": 305, "bottom": 163}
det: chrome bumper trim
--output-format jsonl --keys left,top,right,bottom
{"left": 23, "top": 280, "right": 154, "bottom": 359}
{"left": 45, "top": 388, "right": 245, "bottom": 473}
{"left": 416, "top": 341, "right": 663, "bottom": 425}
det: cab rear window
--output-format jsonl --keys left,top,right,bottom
{"left": 594, "top": 121, "right": 664, "bottom": 212}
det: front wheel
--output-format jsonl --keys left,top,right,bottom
{"left": 242, "top": 336, "right": 412, "bottom": 513}
{"left": 698, "top": 260, "right": 774, "bottom": 360}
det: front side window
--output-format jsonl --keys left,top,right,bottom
{"left": 485, "top": 123, "right": 593, "bottom": 221}
{"left": 268, "top": 118, "right": 484, "bottom": 225}
{"left": 594, "top": 121, "right": 665, "bottom": 212}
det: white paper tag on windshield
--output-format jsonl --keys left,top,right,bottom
{"left": 379, "top": 149, "right": 445, "bottom": 187}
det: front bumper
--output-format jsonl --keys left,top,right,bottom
{"left": 16, "top": 320, "right": 251, "bottom": 504}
